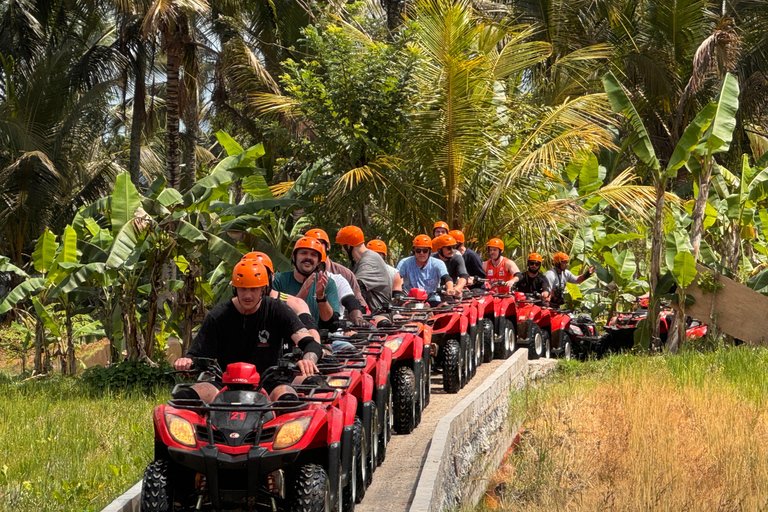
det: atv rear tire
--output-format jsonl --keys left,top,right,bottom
{"left": 353, "top": 417, "right": 366, "bottom": 502}
{"left": 543, "top": 331, "right": 552, "bottom": 359}
{"left": 368, "top": 409, "right": 378, "bottom": 483}
{"left": 482, "top": 318, "right": 494, "bottom": 363}
{"left": 290, "top": 464, "right": 332, "bottom": 512}
{"left": 141, "top": 460, "right": 173, "bottom": 512}
{"left": 472, "top": 323, "right": 481, "bottom": 375}
{"left": 530, "top": 324, "right": 544, "bottom": 360}
{"left": 377, "top": 390, "right": 391, "bottom": 466}
{"left": 393, "top": 366, "right": 417, "bottom": 434}
{"left": 442, "top": 339, "right": 461, "bottom": 393}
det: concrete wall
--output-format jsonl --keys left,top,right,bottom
{"left": 409, "top": 349, "right": 529, "bottom": 512}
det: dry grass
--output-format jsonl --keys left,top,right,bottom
{"left": 479, "top": 349, "right": 768, "bottom": 512}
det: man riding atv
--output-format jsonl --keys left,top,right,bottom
{"left": 396, "top": 235, "right": 457, "bottom": 302}
{"left": 544, "top": 252, "right": 595, "bottom": 307}
{"left": 433, "top": 221, "right": 450, "bottom": 238}
{"left": 483, "top": 238, "right": 520, "bottom": 289}
{"left": 336, "top": 225, "right": 393, "bottom": 313}
{"left": 173, "top": 260, "right": 323, "bottom": 403}
{"left": 272, "top": 237, "right": 340, "bottom": 330}
{"left": 367, "top": 239, "right": 404, "bottom": 294}
{"left": 432, "top": 234, "right": 469, "bottom": 294}
{"left": 450, "top": 230, "right": 485, "bottom": 285}
{"left": 512, "top": 252, "right": 551, "bottom": 301}
{"left": 306, "top": 227, "right": 367, "bottom": 311}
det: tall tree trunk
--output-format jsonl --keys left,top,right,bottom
{"left": 34, "top": 317, "right": 44, "bottom": 374}
{"left": 690, "top": 158, "right": 715, "bottom": 259}
{"left": 65, "top": 301, "right": 76, "bottom": 375}
{"left": 129, "top": 46, "right": 147, "bottom": 189}
{"left": 648, "top": 179, "right": 666, "bottom": 348}
{"left": 165, "top": 39, "right": 182, "bottom": 190}
{"left": 181, "top": 70, "right": 198, "bottom": 192}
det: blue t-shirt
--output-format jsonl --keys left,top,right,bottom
{"left": 396, "top": 256, "right": 449, "bottom": 298}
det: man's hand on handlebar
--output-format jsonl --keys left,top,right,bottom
{"left": 174, "top": 357, "right": 194, "bottom": 371}
{"left": 297, "top": 352, "right": 319, "bottom": 376}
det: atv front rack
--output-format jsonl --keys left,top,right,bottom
{"left": 168, "top": 397, "right": 310, "bottom": 414}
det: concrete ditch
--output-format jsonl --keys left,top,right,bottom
{"left": 100, "top": 349, "right": 537, "bottom": 512}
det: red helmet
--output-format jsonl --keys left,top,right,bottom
{"left": 412, "top": 235, "right": 432, "bottom": 249}
{"left": 448, "top": 230, "right": 465, "bottom": 244}
{"left": 293, "top": 236, "right": 326, "bottom": 263}
{"left": 433, "top": 221, "right": 449, "bottom": 236}
{"left": 232, "top": 260, "right": 269, "bottom": 288}
{"left": 366, "top": 239, "right": 387, "bottom": 257}
{"left": 242, "top": 251, "right": 274, "bottom": 273}
{"left": 433, "top": 234, "right": 457, "bottom": 251}
{"left": 553, "top": 252, "right": 569, "bottom": 265}
{"left": 528, "top": 252, "right": 543, "bottom": 263}
{"left": 487, "top": 238, "right": 504, "bottom": 251}
{"left": 305, "top": 228, "right": 330, "bottom": 248}
{"left": 335, "top": 226, "right": 365, "bottom": 247}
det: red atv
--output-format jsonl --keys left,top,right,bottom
{"left": 472, "top": 281, "right": 519, "bottom": 362}
{"left": 513, "top": 291, "right": 553, "bottom": 359}
{"left": 142, "top": 358, "right": 358, "bottom": 512}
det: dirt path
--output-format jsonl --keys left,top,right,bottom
{"left": 357, "top": 358, "right": 509, "bottom": 512}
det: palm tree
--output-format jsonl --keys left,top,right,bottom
{"left": 142, "top": 0, "right": 209, "bottom": 190}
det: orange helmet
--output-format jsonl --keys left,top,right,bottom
{"left": 433, "top": 234, "right": 457, "bottom": 251}
{"left": 448, "top": 230, "right": 465, "bottom": 244}
{"left": 487, "top": 238, "right": 504, "bottom": 251}
{"left": 413, "top": 234, "right": 432, "bottom": 249}
{"left": 242, "top": 251, "right": 274, "bottom": 273}
{"left": 293, "top": 236, "right": 326, "bottom": 263}
{"left": 527, "top": 252, "right": 543, "bottom": 263}
{"left": 553, "top": 252, "right": 570, "bottom": 265}
{"left": 232, "top": 260, "right": 269, "bottom": 288}
{"left": 367, "top": 239, "right": 387, "bottom": 257}
{"left": 433, "top": 221, "right": 449, "bottom": 236}
{"left": 335, "top": 226, "right": 365, "bottom": 247}
{"left": 305, "top": 228, "right": 330, "bottom": 248}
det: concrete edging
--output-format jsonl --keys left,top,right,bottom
{"left": 101, "top": 480, "right": 141, "bottom": 512}
{"left": 408, "top": 349, "right": 529, "bottom": 512}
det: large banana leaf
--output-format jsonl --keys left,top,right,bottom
{"left": 0, "top": 278, "right": 47, "bottom": 314}
{"left": 157, "top": 188, "right": 184, "bottom": 208}
{"left": 56, "top": 263, "right": 108, "bottom": 294}
{"left": 206, "top": 234, "right": 243, "bottom": 267}
{"left": 666, "top": 102, "right": 717, "bottom": 176}
{"left": 665, "top": 230, "right": 694, "bottom": 270}
{"left": 32, "top": 297, "right": 61, "bottom": 337}
{"left": 55, "top": 225, "right": 79, "bottom": 265}
{"left": 32, "top": 229, "right": 58, "bottom": 274}
{"left": 672, "top": 251, "right": 697, "bottom": 288}
{"left": 176, "top": 221, "right": 207, "bottom": 245}
{"left": 219, "top": 198, "right": 311, "bottom": 217}
{"left": 216, "top": 130, "right": 244, "bottom": 156}
{"left": 602, "top": 72, "right": 660, "bottom": 171}
{"left": 111, "top": 173, "right": 141, "bottom": 235}
{"left": 106, "top": 222, "right": 145, "bottom": 270}
{"left": 0, "top": 256, "right": 28, "bottom": 277}
{"left": 702, "top": 73, "right": 739, "bottom": 155}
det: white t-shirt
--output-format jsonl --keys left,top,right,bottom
{"left": 544, "top": 268, "right": 579, "bottom": 293}
{"left": 329, "top": 272, "right": 354, "bottom": 316}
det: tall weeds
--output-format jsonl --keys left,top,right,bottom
{"left": 481, "top": 348, "right": 768, "bottom": 511}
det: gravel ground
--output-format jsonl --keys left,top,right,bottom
{"left": 357, "top": 355, "right": 552, "bottom": 512}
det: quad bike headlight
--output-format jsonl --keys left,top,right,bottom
{"left": 327, "top": 378, "right": 348, "bottom": 387}
{"left": 568, "top": 325, "right": 584, "bottom": 336}
{"left": 384, "top": 336, "right": 405, "bottom": 353}
{"left": 165, "top": 414, "right": 197, "bottom": 447}
{"left": 274, "top": 416, "right": 312, "bottom": 450}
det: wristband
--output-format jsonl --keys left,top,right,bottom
{"left": 316, "top": 297, "right": 328, "bottom": 303}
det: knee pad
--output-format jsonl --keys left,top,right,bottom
{"left": 299, "top": 313, "right": 318, "bottom": 331}
{"left": 172, "top": 387, "right": 200, "bottom": 400}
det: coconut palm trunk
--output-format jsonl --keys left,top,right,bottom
{"left": 129, "top": 49, "right": 147, "bottom": 188}
{"left": 165, "top": 43, "right": 182, "bottom": 190}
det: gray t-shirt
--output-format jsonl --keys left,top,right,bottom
{"left": 353, "top": 249, "right": 393, "bottom": 312}
{"left": 431, "top": 252, "right": 469, "bottom": 282}
{"left": 384, "top": 264, "right": 397, "bottom": 286}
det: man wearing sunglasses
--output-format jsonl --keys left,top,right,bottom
{"left": 512, "top": 253, "right": 551, "bottom": 302}
{"left": 432, "top": 234, "right": 469, "bottom": 294}
{"left": 397, "top": 234, "right": 456, "bottom": 300}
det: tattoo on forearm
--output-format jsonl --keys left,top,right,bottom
{"left": 303, "top": 352, "right": 318, "bottom": 363}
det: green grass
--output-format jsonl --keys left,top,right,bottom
{"left": 0, "top": 375, "right": 169, "bottom": 512}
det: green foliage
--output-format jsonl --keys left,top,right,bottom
{"left": 81, "top": 361, "right": 175, "bottom": 395}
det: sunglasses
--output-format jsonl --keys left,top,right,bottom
{"left": 414, "top": 248, "right": 430, "bottom": 254}
{"left": 527, "top": 261, "right": 541, "bottom": 267}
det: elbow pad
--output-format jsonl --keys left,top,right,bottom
{"left": 319, "top": 312, "right": 340, "bottom": 331}
{"left": 341, "top": 295, "right": 365, "bottom": 314}
{"left": 298, "top": 313, "right": 318, "bottom": 331}
{"left": 440, "top": 274, "right": 453, "bottom": 286}
{"left": 298, "top": 336, "right": 323, "bottom": 359}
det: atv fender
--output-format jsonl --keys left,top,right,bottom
{"left": 327, "top": 441, "right": 343, "bottom": 507}
{"left": 413, "top": 358, "right": 423, "bottom": 408}
{"left": 339, "top": 424, "right": 354, "bottom": 488}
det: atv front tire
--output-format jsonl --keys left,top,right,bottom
{"left": 562, "top": 334, "right": 573, "bottom": 360}
{"left": 495, "top": 317, "right": 514, "bottom": 359}
{"left": 442, "top": 339, "right": 461, "bottom": 394}
{"left": 141, "top": 460, "right": 173, "bottom": 512}
{"left": 353, "top": 417, "right": 366, "bottom": 502}
{"left": 393, "top": 366, "right": 417, "bottom": 434}
{"left": 290, "top": 464, "right": 332, "bottom": 512}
